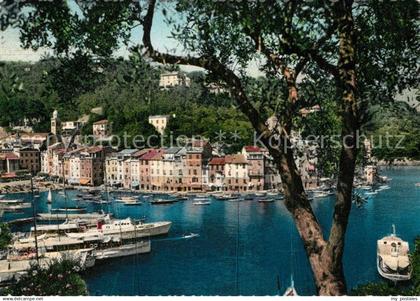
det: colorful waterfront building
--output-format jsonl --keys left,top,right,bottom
{"left": 224, "top": 154, "right": 249, "bottom": 192}
{"left": 208, "top": 156, "right": 225, "bottom": 191}
{"left": 139, "top": 149, "right": 160, "bottom": 190}
{"left": 242, "top": 146, "right": 265, "bottom": 191}
{"left": 17, "top": 147, "right": 41, "bottom": 174}
{"left": 184, "top": 140, "right": 212, "bottom": 192}
{"left": 93, "top": 119, "right": 112, "bottom": 140}
{"left": 161, "top": 147, "right": 186, "bottom": 191}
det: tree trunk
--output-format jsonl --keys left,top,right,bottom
{"left": 262, "top": 99, "right": 348, "bottom": 296}
{"left": 141, "top": 0, "right": 357, "bottom": 295}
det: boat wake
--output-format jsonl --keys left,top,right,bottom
{"left": 153, "top": 233, "right": 200, "bottom": 242}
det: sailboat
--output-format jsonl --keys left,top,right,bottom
{"left": 283, "top": 221, "right": 299, "bottom": 296}
{"left": 283, "top": 275, "right": 298, "bottom": 296}
{"left": 377, "top": 224, "right": 412, "bottom": 282}
{"left": 47, "top": 188, "right": 52, "bottom": 204}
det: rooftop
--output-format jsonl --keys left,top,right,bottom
{"left": 148, "top": 115, "right": 170, "bottom": 119}
{"left": 244, "top": 145, "right": 263, "bottom": 153}
{"left": 117, "top": 149, "right": 138, "bottom": 156}
{"left": 139, "top": 149, "right": 163, "bottom": 160}
{"left": 93, "top": 119, "right": 109, "bottom": 125}
{"left": 225, "top": 154, "right": 248, "bottom": 164}
{"left": 165, "top": 147, "right": 183, "bottom": 154}
{"left": 209, "top": 157, "right": 225, "bottom": 165}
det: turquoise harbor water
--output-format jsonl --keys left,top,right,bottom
{"left": 1, "top": 167, "right": 420, "bottom": 295}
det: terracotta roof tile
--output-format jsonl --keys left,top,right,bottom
{"left": 209, "top": 157, "right": 225, "bottom": 165}
{"left": 225, "top": 154, "right": 248, "bottom": 164}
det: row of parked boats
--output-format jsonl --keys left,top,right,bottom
{"left": 0, "top": 211, "right": 172, "bottom": 283}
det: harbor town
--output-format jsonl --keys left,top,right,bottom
{"left": 1, "top": 0, "right": 419, "bottom": 298}
{"left": 1, "top": 107, "right": 418, "bottom": 295}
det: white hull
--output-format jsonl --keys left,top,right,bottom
{"left": 0, "top": 248, "right": 95, "bottom": 283}
{"left": 377, "top": 255, "right": 411, "bottom": 282}
{"left": 38, "top": 212, "right": 108, "bottom": 221}
{"left": 67, "top": 221, "right": 172, "bottom": 240}
{"left": 94, "top": 241, "right": 151, "bottom": 260}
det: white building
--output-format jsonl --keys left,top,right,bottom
{"left": 148, "top": 115, "right": 171, "bottom": 135}
{"left": 68, "top": 156, "right": 81, "bottom": 185}
{"left": 93, "top": 119, "right": 111, "bottom": 140}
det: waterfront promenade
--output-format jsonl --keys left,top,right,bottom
{"left": 2, "top": 167, "right": 419, "bottom": 295}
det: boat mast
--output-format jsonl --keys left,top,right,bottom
{"left": 61, "top": 157, "right": 68, "bottom": 220}
{"left": 30, "top": 176, "right": 39, "bottom": 264}
{"left": 392, "top": 224, "right": 396, "bottom": 236}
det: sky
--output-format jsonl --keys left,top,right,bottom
{"left": 0, "top": 9, "right": 174, "bottom": 61}
{"left": 0, "top": 3, "right": 263, "bottom": 76}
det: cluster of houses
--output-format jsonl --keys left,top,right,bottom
{"left": 0, "top": 75, "right": 323, "bottom": 191}
{"left": 38, "top": 140, "right": 320, "bottom": 192}
{"left": 0, "top": 109, "right": 321, "bottom": 192}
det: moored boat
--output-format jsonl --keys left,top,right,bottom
{"left": 258, "top": 199, "right": 274, "bottom": 203}
{"left": 0, "top": 248, "right": 95, "bottom": 283}
{"left": 51, "top": 206, "right": 87, "bottom": 213}
{"left": 65, "top": 218, "right": 172, "bottom": 240}
{"left": 115, "top": 196, "right": 142, "bottom": 206}
{"left": 37, "top": 212, "right": 109, "bottom": 221}
{"left": 0, "top": 199, "right": 24, "bottom": 205}
{"left": 312, "top": 191, "right": 329, "bottom": 198}
{"left": 255, "top": 192, "right": 267, "bottom": 197}
{"left": 0, "top": 203, "right": 31, "bottom": 212}
{"left": 94, "top": 239, "right": 151, "bottom": 259}
{"left": 150, "top": 198, "right": 178, "bottom": 205}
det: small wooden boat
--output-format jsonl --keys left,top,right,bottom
{"left": 150, "top": 199, "right": 178, "bottom": 205}
{"left": 258, "top": 199, "right": 274, "bottom": 203}
{"left": 415, "top": 183, "right": 420, "bottom": 187}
